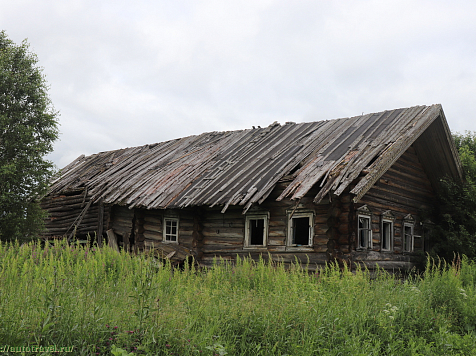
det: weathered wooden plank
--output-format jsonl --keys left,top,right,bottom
{"left": 107, "top": 229, "right": 119, "bottom": 251}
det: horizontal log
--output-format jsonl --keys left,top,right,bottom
{"left": 44, "top": 203, "right": 91, "bottom": 212}
{"left": 202, "top": 245, "right": 243, "bottom": 253}
{"left": 268, "top": 219, "right": 286, "bottom": 229}
{"left": 41, "top": 194, "right": 87, "bottom": 205}
{"left": 202, "top": 227, "right": 244, "bottom": 238}
{"left": 359, "top": 196, "right": 421, "bottom": 216}
{"left": 372, "top": 180, "right": 434, "bottom": 203}
{"left": 313, "top": 236, "right": 329, "bottom": 245}
{"left": 202, "top": 237, "right": 243, "bottom": 246}
{"left": 143, "top": 215, "right": 162, "bottom": 225}
{"left": 364, "top": 188, "right": 432, "bottom": 212}
{"left": 268, "top": 230, "right": 286, "bottom": 238}
{"left": 267, "top": 238, "right": 285, "bottom": 246}
{"left": 143, "top": 223, "right": 161, "bottom": 233}
{"left": 143, "top": 231, "right": 162, "bottom": 241}
{"left": 383, "top": 168, "right": 433, "bottom": 193}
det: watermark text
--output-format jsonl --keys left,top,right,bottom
{"left": 0, "top": 345, "right": 74, "bottom": 353}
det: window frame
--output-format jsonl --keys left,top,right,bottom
{"left": 244, "top": 213, "right": 269, "bottom": 248}
{"left": 287, "top": 211, "right": 314, "bottom": 247}
{"left": 381, "top": 219, "right": 393, "bottom": 251}
{"left": 163, "top": 217, "right": 179, "bottom": 243}
{"left": 403, "top": 214, "right": 415, "bottom": 253}
{"left": 381, "top": 210, "right": 395, "bottom": 252}
{"left": 357, "top": 214, "right": 372, "bottom": 249}
{"left": 403, "top": 223, "right": 414, "bottom": 252}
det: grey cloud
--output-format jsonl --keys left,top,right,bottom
{"left": 2, "top": 0, "right": 476, "bottom": 169}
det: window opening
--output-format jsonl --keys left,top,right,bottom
{"left": 382, "top": 220, "right": 393, "bottom": 251}
{"left": 245, "top": 214, "right": 268, "bottom": 247}
{"left": 403, "top": 224, "right": 414, "bottom": 252}
{"left": 287, "top": 211, "right": 313, "bottom": 247}
{"left": 358, "top": 215, "right": 372, "bottom": 249}
{"left": 250, "top": 219, "right": 265, "bottom": 245}
{"left": 293, "top": 217, "right": 310, "bottom": 245}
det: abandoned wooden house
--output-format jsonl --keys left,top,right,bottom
{"left": 40, "top": 104, "right": 462, "bottom": 271}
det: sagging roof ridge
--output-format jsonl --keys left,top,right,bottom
{"left": 46, "top": 104, "right": 459, "bottom": 212}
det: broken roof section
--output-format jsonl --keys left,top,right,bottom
{"left": 48, "top": 104, "right": 462, "bottom": 213}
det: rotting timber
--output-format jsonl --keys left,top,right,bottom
{"left": 40, "top": 104, "right": 462, "bottom": 271}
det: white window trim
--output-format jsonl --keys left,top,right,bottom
{"left": 357, "top": 214, "right": 372, "bottom": 249}
{"left": 287, "top": 212, "right": 314, "bottom": 247}
{"left": 163, "top": 217, "right": 179, "bottom": 243}
{"left": 381, "top": 219, "right": 393, "bottom": 252}
{"left": 244, "top": 213, "right": 269, "bottom": 248}
{"left": 403, "top": 223, "right": 414, "bottom": 252}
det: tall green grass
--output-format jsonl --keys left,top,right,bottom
{"left": 0, "top": 240, "right": 475, "bottom": 355}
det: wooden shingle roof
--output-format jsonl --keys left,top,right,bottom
{"left": 48, "top": 104, "right": 462, "bottom": 212}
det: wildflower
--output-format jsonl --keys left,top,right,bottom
{"left": 166, "top": 344, "right": 171, "bottom": 348}
{"left": 389, "top": 315, "right": 394, "bottom": 320}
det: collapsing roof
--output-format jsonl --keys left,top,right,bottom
{"left": 48, "top": 104, "right": 462, "bottom": 213}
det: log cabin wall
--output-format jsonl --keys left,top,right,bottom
{"left": 41, "top": 188, "right": 110, "bottom": 240}
{"left": 196, "top": 181, "right": 332, "bottom": 268}
{"left": 351, "top": 145, "right": 436, "bottom": 270}
{"left": 102, "top": 181, "right": 334, "bottom": 269}
{"left": 124, "top": 207, "right": 197, "bottom": 261}
{"left": 109, "top": 205, "right": 134, "bottom": 250}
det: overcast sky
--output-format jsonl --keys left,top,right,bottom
{"left": 2, "top": 0, "right": 476, "bottom": 168}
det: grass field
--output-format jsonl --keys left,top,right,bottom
{"left": 0, "top": 240, "right": 475, "bottom": 355}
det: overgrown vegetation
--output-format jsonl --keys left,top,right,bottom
{"left": 431, "top": 131, "right": 476, "bottom": 260}
{"left": 0, "top": 31, "right": 59, "bottom": 241}
{"left": 0, "top": 241, "right": 475, "bottom": 355}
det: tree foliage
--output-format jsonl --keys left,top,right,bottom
{"left": 0, "top": 31, "right": 59, "bottom": 240}
{"left": 431, "top": 132, "right": 476, "bottom": 260}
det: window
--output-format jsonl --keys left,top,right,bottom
{"left": 287, "top": 212, "right": 313, "bottom": 246}
{"left": 358, "top": 215, "right": 372, "bottom": 249}
{"left": 403, "top": 223, "right": 414, "bottom": 252}
{"left": 381, "top": 220, "right": 393, "bottom": 251}
{"left": 381, "top": 210, "right": 395, "bottom": 252}
{"left": 163, "top": 217, "right": 179, "bottom": 243}
{"left": 403, "top": 214, "right": 415, "bottom": 252}
{"left": 244, "top": 214, "right": 268, "bottom": 247}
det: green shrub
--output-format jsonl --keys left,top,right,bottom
{"left": 0, "top": 241, "right": 475, "bottom": 355}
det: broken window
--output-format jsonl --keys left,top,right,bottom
{"left": 381, "top": 210, "right": 394, "bottom": 252}
{"left": 403, "top": 214, "right": 415, "bottom": 252}
{"left": 287, "top": 212, "right": 313, "bottom": 246}
{"left": 358, "top": 215, "right": 372, "bottom": 249}
{"left": 403, "top": 223, "right": 414, "bottom": 252}
{"left": 245, "top": 214, "right": 268, "bottom": 247}
{"left": 163, "top": 217, "right": 179, "bottom": 242}
{"left": 382, "top": 220, "right": 393, "bottom": 251}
